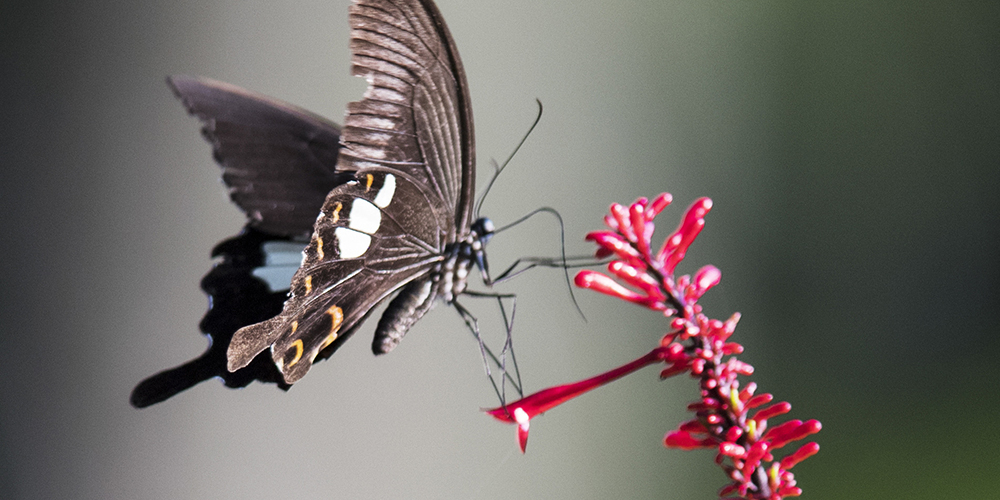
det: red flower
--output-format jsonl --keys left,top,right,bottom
{"left": 486, "top": 347, "right": 670, "bottom": 452}
{"left": 485, "top": 194, "right": 821, "bottom": 499}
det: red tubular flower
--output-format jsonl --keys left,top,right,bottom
{"left": 659, "top": 197, "right": 712, "bottom": 274}
{"left": 665, "top": 430, "right": 716, "bottom": 450}
{"left": 646, "top": 192, "right": 673, "bottom": 219}
{"left": 575, "top": 269, "right": 665, "bottom": 310}
{"left": 780, "top": 442, "right": 821, "bottom": 470}
{"left": 585, "top": 231, "right": 645, "bottom": 267}
{"left": 485, "top": 346, "right": 669, "bottom": 452}
{"left": 484, "top": 193, "right": 821, "bottom": 499}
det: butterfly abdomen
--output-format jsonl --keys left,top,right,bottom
{"left": 372, "top": 278, "right": 436, "bottom": 354}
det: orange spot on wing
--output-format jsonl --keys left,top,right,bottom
{"left": 287, "top": 338, "right": 304, "bottom": 368}
{"left": 320, "top": 305, "right": 345, "bottom": 350}
{"left": 332, "top": 202, "right": 342, "bottom": 223}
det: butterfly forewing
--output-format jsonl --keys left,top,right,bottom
{"left": 343, "top": 0, "right": 475, "bottom": 234}
{"left": 227, "top": 0, "right": 477, "bottom": 385}
{"left": 229, "top": 172, "right": 448, "bottom": 383}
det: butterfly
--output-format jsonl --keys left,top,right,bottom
{"left": 131, "top": 0, "right": 503, "bottom": 407}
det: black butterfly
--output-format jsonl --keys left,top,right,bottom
{"left": 132, "top": 0, "right": 502, "bottom": 406}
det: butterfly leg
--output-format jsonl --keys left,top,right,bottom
{"left": 490, "top": 254, "right": 607, "bottom": 285}
{"left": 487, "top": 254, "right": 608, "bottom": 324}
{"left": 452, "top": 294, "right": 522, "bottom": 405}
{"left": 465, "top": 290, "right": 523, "bottom": 401}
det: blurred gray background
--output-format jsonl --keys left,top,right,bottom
{"left": 2, "top": 1, "right": 997, "bottom": 498}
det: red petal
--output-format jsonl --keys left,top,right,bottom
{"left": 752, "top": 401, "right": 792, "bottom": 424}
{"left": 664, "top": 430, "right": 714, "bottom": 450}
{"left": 517, "top": 422, "right": 529, "bottom": 453}
{"left": 763, "top": 420, "right": 822, "bottom": 449}
{"left": 780, "top": 442, "right": 820, "bottom": 469}
{"left": 659, "top": 197, "right": 712, "bottom": 273}
{"left": 745, "top": 393, "right": 774, "bottom": 409}
{"left": 719, "top": 442, "right": 747, "bottom": 458}
{"left": 485, "top": 347, "right": 669, "bottom": 421}
{"left": 608, "top": 261, "right": 664, "bottom": 300}
{"left": 610, "top": 203, "right": 635, "bottom": 242}
{"left": 630, "top": 202, "right": 653, "bottom": 258}
{"left": 678, "top": 419, "right": 708, "bottom": 434}
{"left": 574, "top": 270, "right": 646, "bottom": 304}
{"left": 645, "top": 192, "right": 673, "bottom": 219}
{"left": 585, "top": 231, "right": 643, "bottom": 265}
{"left": 690, "top": 265, "right": 721, "bottom": 299}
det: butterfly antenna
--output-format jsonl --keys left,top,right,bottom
{"left": 474, "top": 99, "right": 544, "bottom": 219}
{"left": 495, "top": 207, "right": 586, "bottom": 322}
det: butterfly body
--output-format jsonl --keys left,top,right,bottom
{"left": 373, "top": 215, "right": 494, "bottom": 354}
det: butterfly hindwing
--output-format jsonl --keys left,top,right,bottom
{"left": 130, "top": 227, "right": 294, "bottom": 408}
{"left": 132, "top": 79, "right": 352, "bottom": 407}
{"left": 169, "top": 75, "right": 350, "bottom": 236}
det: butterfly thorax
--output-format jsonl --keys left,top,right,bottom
{"left": 437, "top": 217, "right": 494, "bottom": 302}
{"left": 371, "top": 217, "right": 493, "bottom": 355}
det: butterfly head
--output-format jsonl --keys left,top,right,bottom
{"left": 471, "top": 217, "right": 495, "bottom": 244}
{"left": 469, "top": 217, "right": 495, "bottom": 282}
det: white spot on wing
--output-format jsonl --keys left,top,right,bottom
{"left": 348, "top": 198, "right": 381, "bottom": 234}
{"left": 252, "top": 266, "right": 297, "bottom": 292}
{"left": 260, "top": 241, "right": 308, "bottom": 266}
{"left": 373, "top": 174, "right": 396, "bottom": 208}
{"left": 335, "top": 227, "right": 371, "bottom": 258}
{"left": 250, "top": 241, "right": 308, "bottom": 292}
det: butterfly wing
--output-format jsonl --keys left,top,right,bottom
{"left": 343, "top": 0, "right": 476, "bottom": 235}
{"left": 169, "top": 75, "right": 350, "bottom": 236}
{"left": 228, "top": 172, "right": 448, "bottom": 383}
{"left": 130, "top": 227, "right": 293, "bottom": 408}
{"left": 132, "top": 79, "right": 351, "bottom": 407}
{"left": 227, "top": 0, "right": 477, "bottom": 384}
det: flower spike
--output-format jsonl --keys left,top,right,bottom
{"left": 485, "top": 193, "right": 820, "bottom": 499}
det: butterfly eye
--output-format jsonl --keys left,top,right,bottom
{"left": 472, "top": 217, "right": 495, "bottom": 242}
